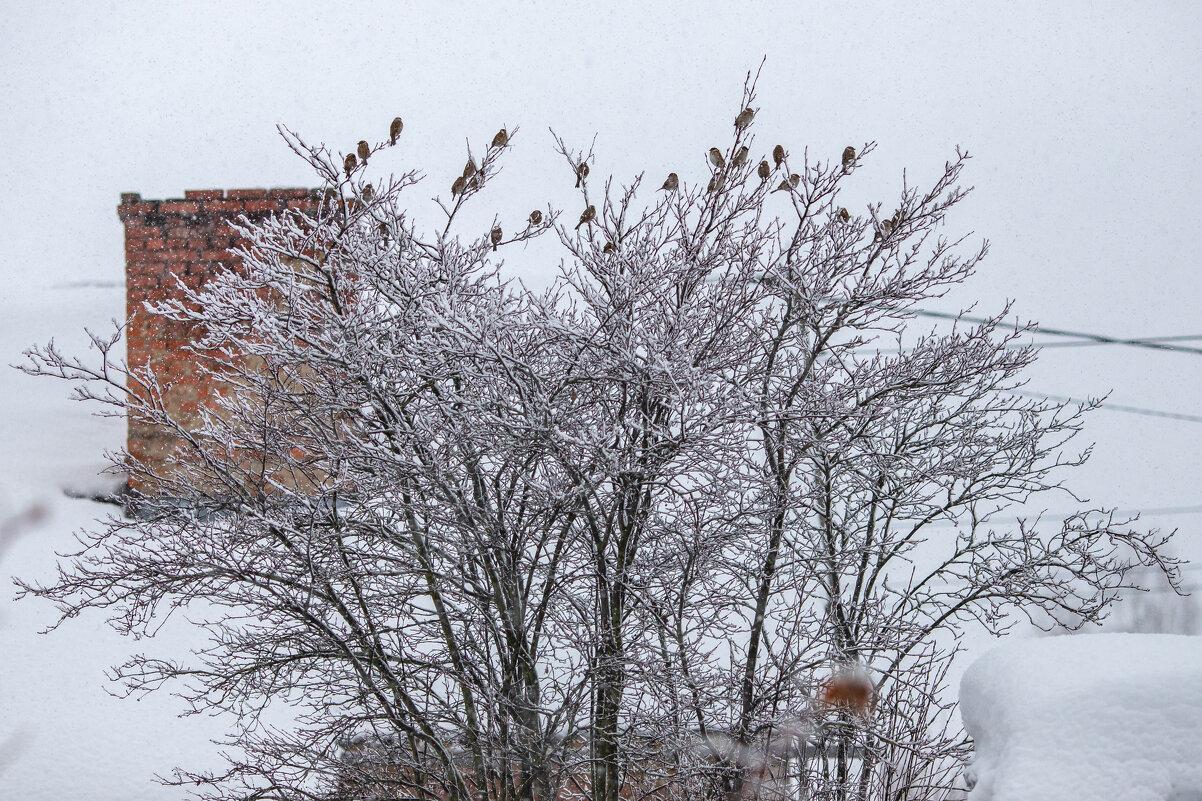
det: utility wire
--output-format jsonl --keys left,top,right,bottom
{"left": 1011, "top": 390, "right": 1202, "bottom": 424}
{"left": 914, "top": 310, "right": 1202, "bottom": 356}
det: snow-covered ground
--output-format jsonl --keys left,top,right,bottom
{"left": 960, "top": 633, "right": 1202, "bottom": 801}
{"left": 0, "top": 285, "right": 231, "bottom": 799}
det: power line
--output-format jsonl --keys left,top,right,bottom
{"left": 1011, "top": 390, "right": 1202, "bottom": 424}
{"left": 1020, "top": 334, "right": 1202, "bottom": 349}
{"left": 914, "top": 310, "right": 1202, "bottom": 356}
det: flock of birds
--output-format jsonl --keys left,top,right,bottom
{"left": 343, "top": 111, "right": 860, "bottom": 251}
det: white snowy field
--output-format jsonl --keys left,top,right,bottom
{"left": 0, "top": 285, "right": 231, "bottom": 799}
{"left": 961, "top": 634, "right": 1202, "bottom": 801}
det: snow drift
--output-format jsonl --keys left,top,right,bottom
{"left": 960, "top": 633, "right": 1202, "bottom": 801}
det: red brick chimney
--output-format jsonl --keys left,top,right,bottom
{"left": 119, "top": 188, "right": 320, "bottom": 490}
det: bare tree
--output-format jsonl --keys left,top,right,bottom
{"left": 18, "top": 75, "right": 1178, "bottom": 801}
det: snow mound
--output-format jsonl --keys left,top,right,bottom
{"left": 960, "top": 633, "right": 1202, "bottom": 801}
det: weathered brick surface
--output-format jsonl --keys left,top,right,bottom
{"left": 121, "top": 188, "right": 318, "bottom": 490}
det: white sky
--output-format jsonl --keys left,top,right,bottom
{"left": 1, "top": 2, "right": 1200, "bottom": 798}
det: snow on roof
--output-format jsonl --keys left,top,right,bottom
{"left": 960, "top": 633, "right": 1202, "bottom": 801}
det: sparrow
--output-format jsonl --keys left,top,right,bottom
{"left": 661, "top": 172, "right": 679, "bottom": 192}
{"left": 732, "top": 146, "right": 749, "bottom": 167}
{"left": 451, "top": 176, "right": 467, "bottom": 197}
{"left": 529, "top": 209, "right": 543, "bottom": 226}
{"left": 772, "top": 174, "right": 800, "bottom": 193}
{"left": 603, "top": 241, "right": 616, "bottom": 254}
{"left": 389, "top": 117, "right": 403, "bottom": 145}
{"left": 757, "top": 160, "right": 771, "bottom": 181}
{"left": 842, "top": 146, "right": 856, "bottom": 172}
{"left": 358, "top": 140, "right": 371, "bottom": 162}
{"left": 708, "top": 148, "right": 726, "bottom": 170}
{"left": 734, "top": 107, "right": 755, "bottom": 130}
{"left": 490, "top": 226, "right": 502, "bottom": 251}
{"left": 344, "top": 153, "right": 357, "bottom": 175}
{"left": 773, "top": 144, "right": 785, "bottom": 168}
{"left": 463, "top": 158, "right": 477, "bottom": 179}
{"left": 361, "top": 183, "right": 374, "bottom": 201}
{"left": 838, "top": 207, "right": 850, "bottom": 222}
{"left": 491, "top": 128, "right": 509, "bottom": 149}
{"left": 575, "top": 161, "right": 589, "bottom": 188}
{"left": 575, "top": 205, "right": 596, "bottom": 230}
{"left": 707, "top": 174, "right": 724, "bottom": 193}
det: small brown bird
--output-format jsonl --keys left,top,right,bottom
{"left": 757, "top": 160, "right": 771, "bottom": 181}
{"left": 842, "top": 146, "right": 856, "bottom": 172}
{"left": 732, "top": 146, "right": 749, "bottom": 167}
{"left": 772, "top": 174, "right": 800, "bottom": 193}
{"left": 451, "top": 176, "right": 467, "bottom": 197}
{"left": 773, "top": 144, "right": 786, "bottom": 168}
{"left": 661, "top": 172, "right": 679, "bottom": 192}
{"left": 378, "top": 222, "right": 389, "bottom": 237}
{"left": 838, "top": 207, "right": 851, "bottom": 222}
{"left": 491, "top": 128, "right": 509, "bottom": 149}
{"left": 389, "top": 116, "right": 403, "bottom": 145}
{"left": 575, "top": 205, "right": 596, "bottom": 230}
{"left": 490, "top": 226, "right": 502, "bottom": 251}
{"left": 467, "top": 174, "right": 480, "bottom": 190}
{"left": 707, "top": 174, "right": 724, "bottom": 193}
{"left": 575, "top": 161, "right": 589, "bottom": 188}
{"left": 821, "top": 674, "right": 874, "bottom": 718}
{"left": 529, "top": 209, "right": 543, "bottom": 226}
{"left": 603, "top": 241, "right": 616, "bottom": 254}
{"left": 344, "top": 153, "right": 357, "bottom": 175}
{"left": 362, "top": 183, "right": 374, "bottom": 202}
{"left": 463, "top": 158, "right": 477, "bottom": 179}
{"left": 734, "top": 107, "right": 755, "bottom": 130}
{"left": 708, "top": 148, "right": 726, "bottom": 170}
{"left": 357, "top": 140, "right": 371, "bottom": 162}
{"left": 879, "top": 219, "right": 893, "bottom": 236}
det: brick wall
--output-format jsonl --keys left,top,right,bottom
{"left": 119, "top": 188, "right": 320, "bottom": 490}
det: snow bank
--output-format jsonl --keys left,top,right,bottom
{"left": 960, "top": 633, "right": 1202, "bottom": 801}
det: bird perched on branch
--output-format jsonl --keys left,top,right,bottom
{"left": 344, "top": 153, "right": 357, "bottom": 175}
{"left": 757, "top": 160, "right": 771, "bottom": 181}
{"left": 707, "top": 174, "right": 725, "bottom": 193}
{"left": 734, "top": 107, "right": 755, "bottom": 130}
{"left": 490, "top": 226, "right": 502, "bottom": 251}
{"left": 708, "top": 148, "right": 726, "bottom": 170}
{"left": 389, "top": 116, "right": 403, "bottom": 145}
{"left": 529, "top": 209, "right": 543, "bottom": 226}
{"left": 842, "top": 146, "right": 856, "bottom": 172}
{"left": 576, "top": 205, "right": 595, "bottom": 230}
{"left": 491, "top": 128, "right": 508, "bottom": 149}
{"left": 772, "top": 174, "right": 800, "bottom": 193}
{"left": 773, "top": 144, "right": 786, "bottom": 168}
{"left": 838, "top": 207, "right": 851, "bottom": 222}
{"left": 451, "top": 176, "right": 466, "bottom": 197}
{"left": 661, "top": 172, "right": 679, "bottom": 192}
{"left": 361, "top": 184, "right": 374, "bottom": 202}
{"left": 357, "top": 141, "right": 371, "bottom": 163}
{"left": 603, "top": 241, "right": 616, "bottom": 254}
{"left": 732, "top": 146, "right": 749, "bottom": 167}
{"left": 463, "top": 158, "right": 477, "bottom": 179}
{"left": 575, "top": 162, "right": 589, "bottom": 188}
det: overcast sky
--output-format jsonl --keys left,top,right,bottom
{"left": 1, "top": 2, "right": 1200, "bottom": 798}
